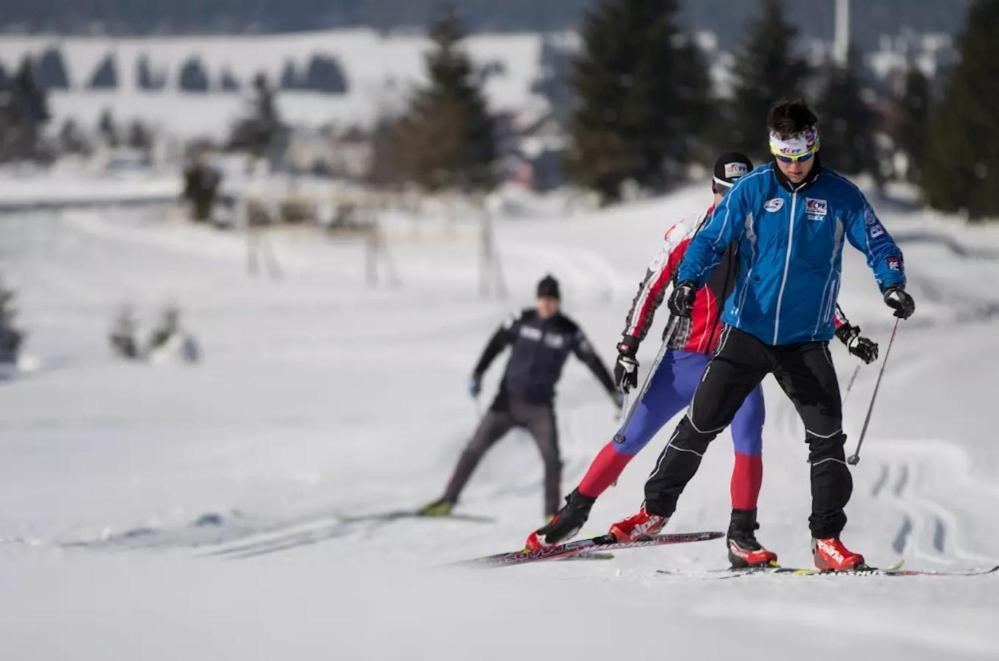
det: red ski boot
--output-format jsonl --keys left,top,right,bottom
{"left": 608, "top": 507, "right": 668, "bottom": 542}
{"left": 812, "top": 537, "right": 865, "bottom": 571}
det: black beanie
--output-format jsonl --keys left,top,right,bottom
{"left": 537, "top": 274, "right": 560, "bottom": 300}
{"left": 713, "top": 152, "right": 754, "bottom": 189}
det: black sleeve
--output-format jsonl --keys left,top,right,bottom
{"left": 572, "top": 329, "right": 616, "bottom": 396}
{"left": 472, "top": 316, "right": 516, "bottom": 377}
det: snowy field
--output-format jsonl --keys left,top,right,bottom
{"left": 1, "top": 182, "right": 999, "bottom": 660}
{"left": 0, "top": 30, "right": 555, "bottom": 136}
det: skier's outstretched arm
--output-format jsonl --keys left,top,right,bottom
{"left": 843, "top": 196, "right": 906, "bottom": 293}
{"left": 843, "top": 194, "right": 914, "bottom": 319}
{"left": 472, "top": 316, "right": 515, "bottom": 379}
{"left": 572, "top": 330, "right": 617, "bottom": 399}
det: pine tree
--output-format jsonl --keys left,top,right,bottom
{"left": 816, "top": 50, "right": 880, "bottom": 182}
{"left": 97, "top": 108, "right": 118, "bottom": 148}
{"left": 394, "top": 3, "right": 496, "bottom": 191}
{"left": 923, "top": 0, "right": 999, "bottom": 220}
{"left": 725, "top": 0, "right": 809, "bottom": 159}
{"left": 895, "top": 67, "right": 931, "bottom": 183}
{"left": 302, "top": 54, "right": 349, "bottom": 94}
{"left": 531, "top": 36, "right": 575, "bottom": 125}
{"left": 36, "top": 47, "right": 70, "bottom": 90}
{"left": 279, "top": 60, "right": 301, "bottom": 90}
{"left": 568, "top": 0, "right": 712, "bottom": 202}
{"left": 220, "top": 67, "right": 241, "bottom": 93}
{"left": 136, "top": 54, "right": 164, "bottom": 91}
{"left": 88, "top": 53, "right": 118, "bottom": 89}
{"left": 0, "top": 58, "right": 50, "bottom": 161}
{"left": 58, "top": 118, "right": 91, "bottom": 155}
{"left": 127, "top": 120, "right": 154, "bottom": 152}
{"left": 178, "top": 56, "right": 209, "bottom": 92}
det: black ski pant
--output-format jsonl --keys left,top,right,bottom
{"left": 645, "top": 326, "right": 851, "bottom": 538}
{"left": 442, "top": 397, "right": 561, "bottom": 515}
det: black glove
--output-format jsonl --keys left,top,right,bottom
{"left": 883, "top": 286, "right": 915, "bottom": 319}
{"left": 468, "top": 375, "right": 481, "bottom": 398}
{"left": 668, "top": 281, "right": 697, "bottom": 318}
{"left": 835, "top": 324, "right": 879, "bottom": 364}
{"left": 614, "top": 339, "right": 639, "bottom": 394}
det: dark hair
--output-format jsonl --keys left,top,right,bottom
{"left": 767, "top": 97, "right": 818, "bottom": 138}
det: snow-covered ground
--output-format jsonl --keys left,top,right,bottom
{"left": 1, "top": 183, "right": 998, "bottom": 660}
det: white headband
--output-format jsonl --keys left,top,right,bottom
{"left": 769, "top": 127, "right": 820, "bottom": 159}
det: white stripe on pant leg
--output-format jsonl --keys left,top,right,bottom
{"left": 648, "top": 426, "right": 683, "bottom": 478}
{"left": 810, "top": 457, "right": 848, "bottom": 467}
{"left": 669, "top": 446, "right": 705, "bottom": 458}
{"left": 805, "top": 427, "right": 843, "bottom": 439}
{"left": 688, "top": 416, "right": 726, "bottom": 435}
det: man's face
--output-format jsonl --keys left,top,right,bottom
{"left": 536, "top": 296, "right": 560, "bottom": 319}
{"left": 775, "top": 152, "right": 815, "bottom": 184}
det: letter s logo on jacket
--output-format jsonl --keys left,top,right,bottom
{"left": 764, "top": 198, "right": 784, "bottom": 213}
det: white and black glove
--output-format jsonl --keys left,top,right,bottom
{"left": 614, "top": 339, "right": 639, "bottom": 394}
{"left": 668, "top": 281, "right": 697, "bottom": 318}
{"left": 883, "top": 286, "right": 915, "bottom": 319}
{"left": 835, "top": 325, "right": 879, "bottom": 364}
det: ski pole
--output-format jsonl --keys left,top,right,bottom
{"left": 613, "top": 315, "right": 682, "bottom": 445}
{"left": 841, "top": 364, "right": 861, "bottom": 406}
{"left": 847, "top": 318, "right": 901, "bottom": 465}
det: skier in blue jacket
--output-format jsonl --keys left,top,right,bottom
{"left": 607, "top": 98, "right": 916, "bottom": 571}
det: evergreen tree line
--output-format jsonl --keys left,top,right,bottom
{"left": 569, "top": 0, "right": 905, "bottom": 202}
{"left": 3, "top": 48, "right": 349, "bottom": 95}
{"left": 377, "top": 0, "right": 999, "bottom": 221}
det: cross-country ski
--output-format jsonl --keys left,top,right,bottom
{"left": 455, "top": 531, "right": 724, "bottom": 568}
{"left": 658, "top": 564, "right": 999, "bottom": 579}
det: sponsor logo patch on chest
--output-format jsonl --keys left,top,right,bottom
{"left": 764, "top": 198, "right": 784, "bottom": 213}
{"left": 544, "top": 333, "right": 566, "bottom": 349}
{"left": 805, "top": 198, "right": 827, "bottom": 219}
{"left": 519, "top": 326, "right": 543, "bottom": 341}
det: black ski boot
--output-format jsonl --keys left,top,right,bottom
{"left": 524, "top": 489, "right": 596, "bottom": 551}
{"left": 727, "top": 508, "right": 778, "bottom": 568}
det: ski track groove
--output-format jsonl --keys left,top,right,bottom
{"left": 867, "top": 444, "right": 998, "bottom": 567}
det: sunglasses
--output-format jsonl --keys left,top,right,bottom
{"left": 772, "top": 150, "right": 815, "bottom": 164}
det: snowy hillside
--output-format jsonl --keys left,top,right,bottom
{"left": 1, "top": 183, "right": 998, "bottom": 660}
{"left": 0, "top": 29, "right": 553, "bottom": 137}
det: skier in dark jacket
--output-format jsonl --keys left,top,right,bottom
{"left": 420, "top": 275, "right": 620, "bottom": 517}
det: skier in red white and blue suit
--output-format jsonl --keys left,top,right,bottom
{"left": 525, "top": 152, "right": 880, "bottom": 568}
{"left": 608, "top": 98, "right": 916, "bottom": 571}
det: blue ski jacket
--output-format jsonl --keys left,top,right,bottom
{"left": 677, "top": 163, "right": 905, "bottom": 345}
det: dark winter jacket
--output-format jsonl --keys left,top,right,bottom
{"left": 474, "top": 309, "right": 615, "bottom": 408}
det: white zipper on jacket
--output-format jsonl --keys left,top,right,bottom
{"left": 772, "top": 189, "right": 798, "bottom": 344}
